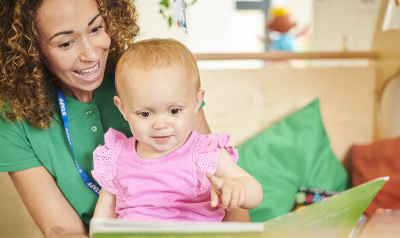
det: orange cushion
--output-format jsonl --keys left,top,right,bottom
{"left": 352, "top": 136, "right": 400, "bottom": 217}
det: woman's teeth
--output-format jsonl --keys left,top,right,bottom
{"left": 76, "top": 63, "right": 99, "bottom": 77}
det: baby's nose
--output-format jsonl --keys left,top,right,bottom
{"left": 152, "top": 119, "right": 168, "bottom": 130}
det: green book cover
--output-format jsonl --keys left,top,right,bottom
{"left": 91, "top": 177, "right": 388, "bottom": 238}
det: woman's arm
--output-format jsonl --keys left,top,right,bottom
{"left": 193, "top": 108, "right": 252, "bottom": 222}
{"left": 222, "top": 208, "right": 251, "bottom": 222}
{"left": 9, "top": 167, "right": 88, "bottom": 238}
{"left": 90, "top": 190, "right": 118, "bottom": 238}
{"left": 193, "top": 108, "right": 212, "bottom": 135}
{"left": 93, "top": 189, "right": 118, "bottom": 219}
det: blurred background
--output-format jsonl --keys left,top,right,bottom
{"left": 135, "top": 0, "right": 381, "bottom": 69}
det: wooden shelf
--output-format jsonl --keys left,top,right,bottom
{"left": 194, "top": 51, "right": 378, "bottom": 60}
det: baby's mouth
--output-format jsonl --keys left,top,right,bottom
{"left": 153, "top": 136, "right": 171, "bottom": 139}
{"left": 153, "top": 136, "right": 172, "bottom": 143}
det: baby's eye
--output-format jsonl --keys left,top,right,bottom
{"left": 170, "top": 108, "right": 181, "bottom": 115}
{"left": 138, "top": 111, "right": 151, "bottom": 118}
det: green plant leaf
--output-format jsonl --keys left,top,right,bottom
{"left": 159, "top": 0, "right": 169, "bottom": 8}
{"left": 168, "top": 16, "right": 173, "bottom": 27}
{"left": 159, "top": 9, "right": 166, "bottom": 18}
{"left": 159, "top": 0, "right": 199, "bottom": 29}
{"left": 168, "top": 16, "right": 173, "bottom": 26}
{"left": 188, "top": 0, "right": 197, "bottom": 6}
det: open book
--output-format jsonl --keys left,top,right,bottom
{"left": 91, "top": 177, "right": 388, "bottom": 238}
{"left": 358, "top": 208, "right": 400, "bottom": 237}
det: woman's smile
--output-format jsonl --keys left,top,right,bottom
{"left": 73, "top": 59, "right": 102, "bottom": 83}
{"left": 36, "top": 0, "right": 111, "bottom": 102}
{"left": 75, "top": 61, "right": 100, "bottom": 76}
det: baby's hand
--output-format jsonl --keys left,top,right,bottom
{"left": 206, "top": 172, "right": 246, "bottom": 211}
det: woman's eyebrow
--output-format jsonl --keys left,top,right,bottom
{"left": 50, "top": 30, "right": 73, "bottom": 41}
{"left": 88, "top": 13, "right": 101, "bottom": 26}
{"left": 49, "top": 13, "right": 101, "bottom": 41}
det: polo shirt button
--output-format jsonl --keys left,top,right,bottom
{"left": 86, "top": 109, "right": 92, "bottom": 115}
{"left": 91, "top": 126, "right": 97, "bottom": 132}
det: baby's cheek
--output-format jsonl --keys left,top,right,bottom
{"left": 180, "top": 118, "right": 194, "bottom": 133}
{"left": 128, "top": 120, "right": 146, "bottom": 137}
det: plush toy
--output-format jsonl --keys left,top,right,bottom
{"left": 263, "top": 7, "right": 298, "bottom": 51}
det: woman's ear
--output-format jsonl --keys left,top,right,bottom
{"left": 114, "top": 96, "right": 128, "bottom": 121}
{"left": 194, "top": 89, "right": 205, "bottom": 115}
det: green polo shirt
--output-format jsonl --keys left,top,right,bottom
{"left": 0, "top": 74, "right": 205, "bottom": 230}
{"left": 0, "top": 74, "right": 131, "bottom": 229}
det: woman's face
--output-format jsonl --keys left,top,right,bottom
{"left": 36, "top": 0, "right": 111, "bottom": 101}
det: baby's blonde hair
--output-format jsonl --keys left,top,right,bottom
{"left": 115, "top": 38, "right": 200, "bottom": 93}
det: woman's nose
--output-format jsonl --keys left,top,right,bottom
{"left": 79, "top": 37, "right": 98, "bottom": 62}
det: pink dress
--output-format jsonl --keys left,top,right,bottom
{"left": 91, "top": 128, "right": 238, "bottom": 222}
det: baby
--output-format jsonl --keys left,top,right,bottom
{"left": 92, "top": 38, "right": 263, "bottom": 222}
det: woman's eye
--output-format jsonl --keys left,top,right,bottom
{"left": 138, "top": 112, "right": 150, "bottom": 118}
{"left": 170, "top": 108, "right": 181, "bottom": 115}
{"left": 90, "top": 25, "right": 103, "bottom": 34}
{"left": 58, "top": 41, "right": 73, "bottom": 48}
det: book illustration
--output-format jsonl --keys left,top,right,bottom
{"left": 358, "top": 208, "right": 400, "bottom": 238}
{"left": 348, "top": 214, "right": 368, "bottom": 238}
{"left": 262, "top": 177, "right": 388, "bottom": 238}
{"left": 290, "top": 187, "right": 341, "bottom": 212}
{"left": 91, "top": 177, "right": 388, "bottom": 238}
{"left": 91, "top": 221, "right": 263, "bottom": 238}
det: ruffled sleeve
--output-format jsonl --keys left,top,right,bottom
{"left": 192, "top": 133, "right": 239, "bottom": 197}
{"left": 91, "top": 128, "right": 127, "bottom": 197}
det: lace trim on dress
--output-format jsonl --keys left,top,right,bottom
{"left": 192, "top": 134, "right": 239, "bottom": 197}
{"left": 91, "top": 128, "right": 127, "bottom": 197}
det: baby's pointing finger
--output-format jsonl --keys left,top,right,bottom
{"left": 206, "top": 172, "right": 222, "bottom": 189}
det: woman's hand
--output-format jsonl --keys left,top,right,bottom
{"left": 206, "top": 173, "right": 247, "bottom": 211}
{"left": 9, "top": 167, "right": 88, "bottom": 238}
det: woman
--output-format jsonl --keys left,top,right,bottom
{"left": 0, "top": 0, "right": 250, "bottom": 237}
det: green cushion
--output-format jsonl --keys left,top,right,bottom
{"left": 237, "top": 98, "right": 351, "bottom": 222}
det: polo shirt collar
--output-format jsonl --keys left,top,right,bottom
{"left": 53, "top": 73, "right": 115, "bottom": 122}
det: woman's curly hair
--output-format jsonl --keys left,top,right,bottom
{"left": 0, "top": 0, "right": 139, "bottom": 128}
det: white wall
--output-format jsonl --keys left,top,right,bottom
{"left": 135, "top": 0, "right": 265, "bottom": 53}
{"left": 134, "top": 0, "right": 312, "bottom": 69}
{"left": 312, "top": 0, "right": 382, "bottom": 51}
{"left": 135, "top": 0, "right": 382, "bottom": 68}
{"left": 134, "top": 0, "right": 189, "bottom": 44}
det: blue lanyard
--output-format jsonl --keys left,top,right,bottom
{"left": 57, "top": 88, "right": 101, "bottom": 196}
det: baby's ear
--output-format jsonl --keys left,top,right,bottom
{"left": 114, "top": 96, "right": 128, "bottom": 121}
{"left": 194, "top": 89, "right": 205, "bottom": 115}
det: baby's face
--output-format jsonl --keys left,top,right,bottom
{"left": 115, "top": 65, "right": 203, "bottom": 157}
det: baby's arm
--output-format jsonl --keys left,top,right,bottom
{"left": 93, "top": 189, "right": 118, "bottom": 219}
{"left": 207, "top": 149, "right": 263, "bottom": 210}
